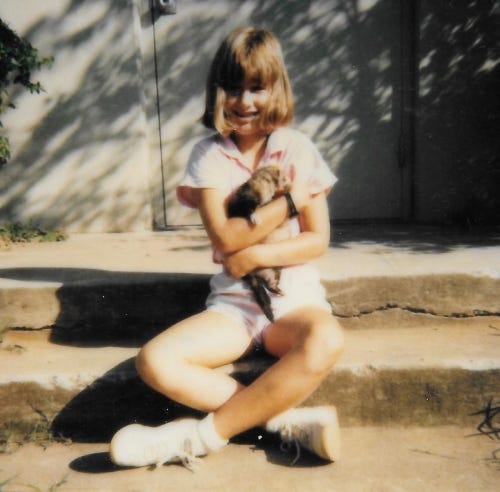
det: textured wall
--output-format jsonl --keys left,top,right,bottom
{"left": 415, "top": 0, "right": 500, "bottom": 224}
{"left": 0, "top": 0, "right": 497, "bottom": 231}
{"left": 0, "top": 0, "right": 153, "bottom": 232}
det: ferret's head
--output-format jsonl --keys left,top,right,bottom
{"left": 248, "top": 166, "right": 281, "bottom": 204}
{"left": 227, "top": 165, "right": 291, "bottom": 218}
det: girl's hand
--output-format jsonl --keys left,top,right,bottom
{"left": 222, "top": 246, "right": 260, "bottom": 278}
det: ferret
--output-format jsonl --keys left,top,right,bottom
{"left": 227, "top": 165, "right": 292, "bottom": 322}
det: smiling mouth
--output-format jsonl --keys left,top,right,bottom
{"left": 233, "top": 110, "right": 258, "bottom": 120}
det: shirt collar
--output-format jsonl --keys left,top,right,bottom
{"left": 216, "top": 135, "right": 253, "bottom": 174}
{"left": 218, "top": 135, "right": 242, "bottom": 161}
{"left": 217, "top": 129, "right": 286, "bottom": 170}
{"left": 264, "top": 130, "right": 284, "bottom": 161}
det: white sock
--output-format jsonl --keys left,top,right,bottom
{"left": 197, "top": 413, "right": 228, "bottom": 453}
{"left": 266, "top": 407, "right": 295, "bottom": 432}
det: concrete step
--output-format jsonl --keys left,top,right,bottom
{"left": 1, "top": 426, "right": 498, "bottom": 491}
{"left": 1, "top": 228, "right": 499, "bottom": 451}
{"left": 1, "top": 228, "right": 499, "bottom": 331}
{"left": 1, "top": 314, "right": 499, "bottom": 445}
{"left": 1, "top": 269, "right": 499, "bottom": 335}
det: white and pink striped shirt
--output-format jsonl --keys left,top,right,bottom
{"left": 177, "top": 127, "right": 337, "bottom": 263}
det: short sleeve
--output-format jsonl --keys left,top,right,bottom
{"left": 303, "top": 138, "right": 337, "bottom": 195}
{"left": 176, "top": 137, "right": 223, "bottom": 208}
{"left": 276, "top": 129, "right": 337, "bottom": 196}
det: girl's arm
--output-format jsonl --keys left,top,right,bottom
{"left": 196, "top": 186, "right": 309, "bottom": 255}
{"left": 223, "top": 191, "right": 330, "bottom": 278}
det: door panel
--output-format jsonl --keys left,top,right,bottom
{"left": 148, "top": 0, "right": 405, "bottom": 226}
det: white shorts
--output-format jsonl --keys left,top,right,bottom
{"left": 206, "top": 264, "right": 332, "bottom": 345}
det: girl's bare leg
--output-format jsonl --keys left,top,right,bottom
{"left": 135, "top": 310, "right": 254, "bottom": 412}
{"left": 111, "top": 306, "right": 343, "bottom": 467}
{"left": 136, "top": 306, "right": 343, "bottom": 440}
{"left": 212, "top": 306, "right": 344, "bottom": 439}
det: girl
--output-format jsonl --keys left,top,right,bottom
{"left": 110, "top": 27, "right": 344, "bottom": 468}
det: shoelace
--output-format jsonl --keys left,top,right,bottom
{"left": 146, "top": 440, "right": 172, "bottom": 468}
{"left": 150, "top": 437, "right": 202, "bottom": 471}
{"left": 279, "top": 423, "right": 303, "bottom": 466}
{"left": 178, "top": 438, "right": 203, "bottom": 472}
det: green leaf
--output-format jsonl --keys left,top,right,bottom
{"left": 0, "top": 17, "right": 52, "bottom": 164}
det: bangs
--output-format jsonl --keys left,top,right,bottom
{"left": 218, "top": 30, "right": 281, "bottom": 90}
{"left": 235, "top": 42, "right": 280, "bottom": 89}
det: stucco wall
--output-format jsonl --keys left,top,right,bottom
{"left": 0, "top": 0, "right": 498, "bottom": 231}
{"left": 0, "top": 0, "right": 154, "bottom": 232}
{"left": 1, "top": 0, "right": 407, "bottom": 231}
{"left": 415, "top": 0, "right": 500, "bottom": 225}
{"left": 141, "top": 0, "right": 407, "bottom": 227}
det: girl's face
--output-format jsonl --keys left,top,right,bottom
{"left": 224, "top": 76, "right": 271, "bottom": 138}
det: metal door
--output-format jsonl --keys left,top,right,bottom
{"left": 144, "top": 0, "right": 412, "bottom": 227}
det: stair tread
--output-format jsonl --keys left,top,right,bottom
{"left": 2, "top": 319, "right": 498, "bottom": 389}
{"left": 1, "top": 426, "right": 497, "bottom": 491}
{"left": 2, "top": 425, "right": 500, "bottom": 491}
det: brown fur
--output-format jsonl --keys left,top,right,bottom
{"left": 227, "top": 166, "right": 291, "bottom": 321}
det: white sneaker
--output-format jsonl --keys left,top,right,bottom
{"left": 110, "top": 418, "right": 206, "bottom": 469}
{"left": 266, "top": 406, "right": 341, "bottom": 464}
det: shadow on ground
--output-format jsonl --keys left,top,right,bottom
{"left": 68, "top": 432, "right": 330, "bottom": 475}
{"left": 51, "top": 358, "right": 203, "bottom": 443}
{"left": 0, "top": 268, "right": 211, "bottom": 346}
{"left": 67, "top": 419, "right": 329, "bottom": 474}
{"left": 331, "top": 224, "right": 500, "bottom": 252}
{"left": 51, "top": 270, "right": 211, "bottom": 347}
{"left": 51, "top": 348, "right": 274, "bottom": 445}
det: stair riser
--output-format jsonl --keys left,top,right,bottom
{"left": 2, "top": 274, "right": 498, "bottom": 332}
{"left": 1, "top": 365, "right": 496, "bottom": 444}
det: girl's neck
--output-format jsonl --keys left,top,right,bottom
{"left": 231, "top": 132, "right": 269, "bottom": 170}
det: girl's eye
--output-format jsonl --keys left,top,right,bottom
{"left": 227, "top": 86, "right": 242, "bottom": 96}
{"left": 225, "top": 84, "right": 266, "bottom": 96}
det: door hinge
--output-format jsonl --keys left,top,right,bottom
{"left": 153, "top": 0, "right": 177, "bottom": 15}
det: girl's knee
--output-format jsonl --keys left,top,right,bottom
{"left": 135, "top": 343, "right": 160, "bottom": 383}
{"left": 136, "top": 337, "right": 206, "bottom": 404}
{"left": 135, "top": 341, "right": 179, "bottom": 390}
{"left": 301, "top": 317, "right": 344, "bottom": 375}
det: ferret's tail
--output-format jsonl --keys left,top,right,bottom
{"left": 243, "top": 274, "right": 275, "bottom": 322}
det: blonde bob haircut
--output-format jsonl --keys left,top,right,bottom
{"left": 202, "top": 28, "right": 294, "bottom": 136}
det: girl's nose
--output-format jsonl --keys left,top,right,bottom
{"left": 240, "top": 90, "right": 253, "bottom": 106}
